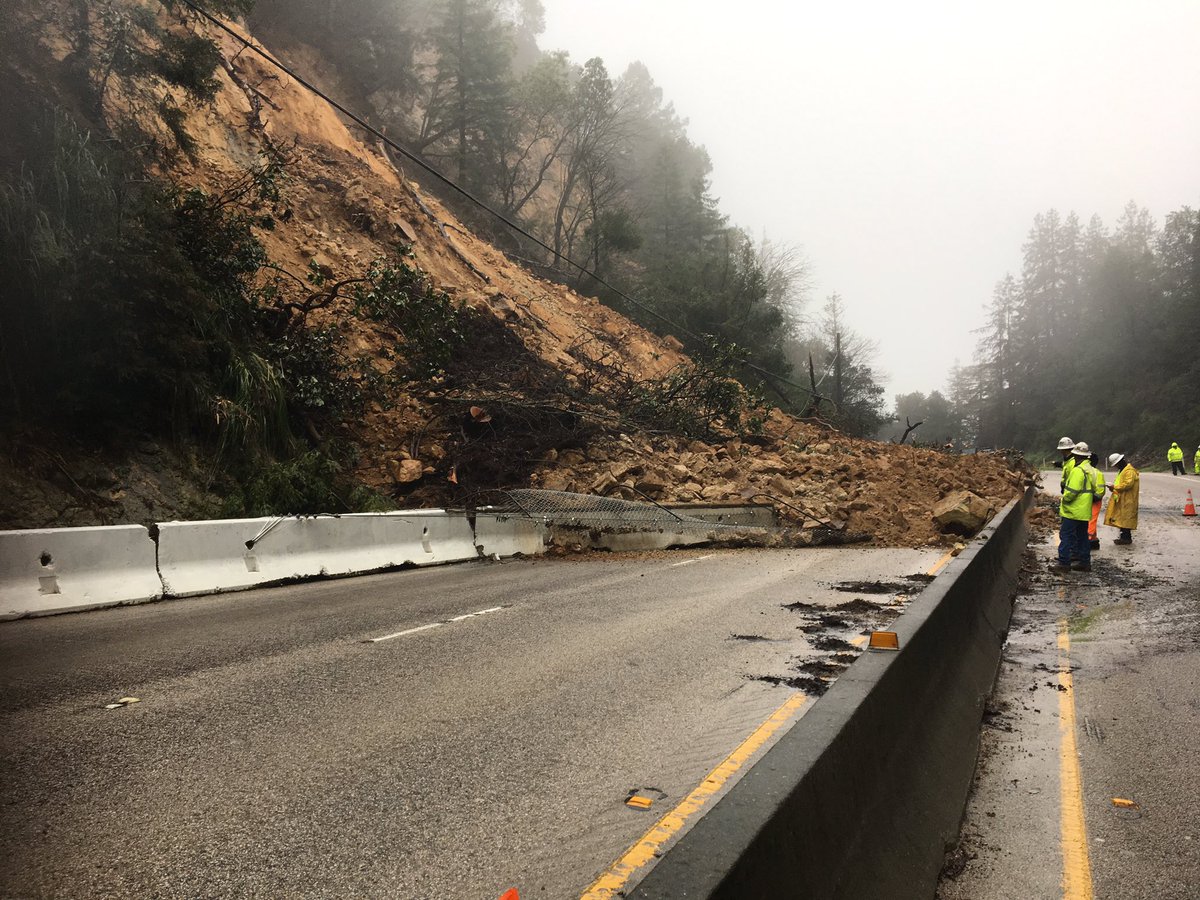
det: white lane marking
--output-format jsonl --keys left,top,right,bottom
{"left": 367, "top": 606, "right": 507, "bottom": 643}
{"left": 668, "top": 554, "right": 715, "bottom": 568}
{"left": 448, "top": 605, "right": 505, "bottom": 623}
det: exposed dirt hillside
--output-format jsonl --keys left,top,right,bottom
{"left": 0, "top": 5, "right": 1032, "bottom": 545}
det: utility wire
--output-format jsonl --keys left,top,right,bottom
{"left": 175, "top": 0, "right": 825, "bottom": 400}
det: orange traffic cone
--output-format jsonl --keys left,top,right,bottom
{"left": 1185, "top": 490, "right": 1197, "bottom": 517}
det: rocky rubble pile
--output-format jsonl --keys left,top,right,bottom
{"left": 527, "top": 412, "right": 1032, "bottom": 547}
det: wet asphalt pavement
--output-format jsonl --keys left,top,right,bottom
{"left": 1, "top": 545, "right": 942, "bottom": 899}
{"left": 939, "top": 470, "right": 1200, "bottom": 900}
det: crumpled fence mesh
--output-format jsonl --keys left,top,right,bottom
{"left": 486, "top": 489, "right": 768, "bottom": 534}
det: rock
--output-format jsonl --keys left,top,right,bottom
{"left": 767, "top": 475, "right": 795, "bottom": 498}
{"left": 813, "top": 442, "right": 832, "bottom": 454}
{"left": 590, "top": 472, "right": 617, "bottom": 495}
{"left": 541, "top": 472, "right": 570, "bottom": 492}
{"left": 701, "top": 482, "right": 737, "bottom": 500}
{"left": 388, "top": 215, "right": 419, "bottom": 243}
{"left": 932, "top": 491, "right": 995, "bottom": 535}
{"left": 611, "top": 462, "right": 643, "bottom": 480}
{"left": 389, "top": 459, "right": 425, "bottom": 484}
{"left": 751, "top": 455, "right": 786, "bottom": 475}
{"left": 635, "top": 478, "right": 668, "bottom": 497}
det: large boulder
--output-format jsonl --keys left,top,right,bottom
{"left": 931, "top": 490, "right": 995, "bottom": 535}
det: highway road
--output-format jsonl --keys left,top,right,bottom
{"left": 939, "top": 470, "right": 1200, "bottom": 900}
{"left": 1, "top": 544, "right": 948, "bottom": 899}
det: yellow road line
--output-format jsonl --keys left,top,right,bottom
{"left": 583, "top": 554, "right": 952, "bottom": 897}
{"left": 579, "top": 692, "right": 809, "bottom": 899}
{"left": 1057, "top": 617, "right": 1094, "bottom": 900}
{"left": 927, "top": 549, "right": 956, "bottom": 577}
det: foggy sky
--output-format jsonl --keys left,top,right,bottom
{"left": 539, "top": 0, "right": 1200, "bottom": 399}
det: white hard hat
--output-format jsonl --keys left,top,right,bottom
{"left": 1071, "top": 441, "right": 1090, "bottom": 456}
{"left": 1107, "top": 453, "right": 1124, "bottom": 467}
{"left": 1056, "top": 436, "right": 1075, "bottom": 450}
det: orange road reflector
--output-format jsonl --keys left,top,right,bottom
{"left": 625, "top": 795, "right": 654, "bottom": 810}
{"left": 1185, "top": 490, "right": 1196, "bottom": 517}
{"left": 498, "top": 890, "right": 520, "bottom": 900}
{"left": 868, "top": 631, "right": 900, "bottom": 651}
{"left": 1111, "top": 798, "right": 1138, "bottom": 809}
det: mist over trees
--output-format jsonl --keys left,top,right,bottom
{"left": 893, "top": 202, "right": 1199, "bottom": 458}
{"left": 248, "top": 0, "right": 888, "bottom": 432}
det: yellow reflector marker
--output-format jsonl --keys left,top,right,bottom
{"left": 1111, "top": 798, "right": 1138, "bottom": 809}
{"left": 625, "top": 795, "right": 654, "bottom": 810}
{"left": 868, "top": 631, "right": 900, "bottom": 651}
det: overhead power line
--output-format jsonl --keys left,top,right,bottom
{"left": 174, "top": 0, "right": 824, "bottom": 400}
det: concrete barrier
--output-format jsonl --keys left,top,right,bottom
{"left": 156, "top": 511, "right": 479, "bottom": 597}
{"left": 631, "top": 487, "right": 1035, "bottom": 899}
{"left": 473, "top": 513, "right": 547, "bottom": 558}
{"left": 0, "top": 525, "right": 162, "bottom": 619}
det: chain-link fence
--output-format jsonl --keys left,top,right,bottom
{"left": 477, "top": 489, "right": 765, "bottom": 535}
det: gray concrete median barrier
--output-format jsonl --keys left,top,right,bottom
{"left": 0, "top": 525, "right": 162, "bottom": 619}
{"left": 631, "top": 487, "right": 1035, "bottom": 900}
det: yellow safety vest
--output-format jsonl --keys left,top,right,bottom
{"left": 1060, "top": 460, "right": 1099, "bottom": 521}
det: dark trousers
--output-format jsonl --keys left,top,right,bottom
{"left": 1119, "top": 528, "right": 1133, "bottom": 542}
{"left": 1058, "top": 517, "right": 1090, "bottom": 565}
{"left": 1172, "top": 461, "right": 1185, "bottom": 475}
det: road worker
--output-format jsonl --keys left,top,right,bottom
{"left": 1054, "top": 442, "right": 1101, "bottom": 572}
{"left": 1054, "top": 436, "right": 1076, "bottom": 491}
{"left": 1087, "top": 451, "right": 1106, "bottom": 550}
{"left": 1105, "top": 453, "right": 1140, "bottom": 545}
{"left": 1194, "top": 444, "right": 1199, "bottom": 475}
{"left": 1168, "top": 441, "right": 1185, "bottom": 475}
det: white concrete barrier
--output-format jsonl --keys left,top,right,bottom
{"left": 473, "top": 513, "right": 548, "bottom": 558}
{"left": 548, "top": 525, "right": 711, "bottom": 552}
{"left": 0, "top": 525, "right": 162, "bottom": 619}
{"left": 156, "top": 511, "right": 479, "bottom": 597}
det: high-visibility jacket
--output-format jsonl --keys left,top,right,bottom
{"left": 1093, "top": 468, "right": 1106, "bottom": 502}
{"left": 1168, "top": 443, "right": 1183, "bottom": 462}
{"left": 1104, "top": 464, "right": 1140, "bottom": 530}
{"left": 1195, "top": 448, "right": 1200, "bottom": 474}
{"left": 1060, "top": 456, "right": 1076, "bottom": 493}
{"left": 1061, "top": 459, "right": 1100, "bottom": 521}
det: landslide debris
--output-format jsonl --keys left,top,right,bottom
{"left": 0, "top": 2, "right": 1033, "bottom": 546}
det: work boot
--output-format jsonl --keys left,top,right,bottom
{"left": 1089, "top": 539, "right": 1100, "bottom": 550}
{"left": 1070, "top": 561, "right": 1091, "bottom": 572}
{"left": 1113, "top": 537, "right": 1132, "bottom": 545}
{"left": 1049, "top": 560, "right": 1071, "bottom": 571}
